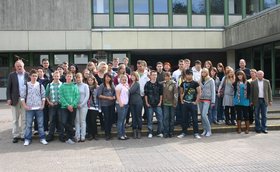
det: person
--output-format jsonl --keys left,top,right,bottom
{"left": 129, "top": 72, "right": 143, "bottom": 139}
{"left": 172, "top": 59, "right": 184, "bottom": 83}
{"left": 45, "top": 71, "right": 63, "bottom": 142}
{"left": 113, "top": 64, "right": 131, "bottom": 86}
{"left": 247, "top": 69, "right": 257, "bottom": 124}
{"left": 199, "top": 68, "right": 215, "bottom": 137}
{"left": 217, "top": 63, "right": 225, "bottom": 84}
{"left": 233, "top": 71, "right": 251, "bottom": 134}
{"left": 62, "top": 61, "right": 69, "bottom": 74}
{"left": 123, "top": 57, "right": 131, "bottom": 75}
{"left": 250, "top": 70, "right": 272, "bottom": 134}
{"left": 70, "top": 64, "right": 79, "bottom": 82}
{"left": 115, "top": 75, "right": 130, "bottom": 140}
{"left": 87, "top": 75, "right": 100, "bottom": 140}
{"left": 87, "top": 61, "right": 97, "bottom": 75}
{"left": 20, "top": 69, "right": 47, "bottom": 146}
{"left": 7, "top": 60, "right": 29, "bottom": 143}
{"left": 209, "top": 67, "right": 220, "bottom": 124}
{"left": 177, "top": 69, "right": 201, "bottom": 139}
{"left": 144, "top": 70, "right": 164, "bottom": 138}
{"left": 216, "top": 63, "right": 225, "bottom": 123}
{"left": 192, "top": 60, "right": 202, "bottom": 82}
{"left": 204, "top": 60, "right": 213, "bottom": 73}
{"left": 163, "top": 62, "right": 171, "bottom": 73}
{"left": 156, "top": 62, "right": 165, "bottom": 84}
{"left": 95, "top": 62, "right": 108, "bottom": 85}
{"left": 112, "top": 57, "right": 119, "bottom": 72}
{"left": 75, "top": 73, "right": 90, "bottom": 142}
{"left": 236, "top": 59, "right": 250, "bottom": 79}
{"left": 107, "top": 61, "right": 117, "bottom": 78}
{"left": 41, "top": 58, "right": 53, "bottom": 81}
{"left": 57, "top": 65, "right": 66, "bottom": 83}
{"left": 59, "top": 72, "right": 80, "bottom": 144}
{"left": 82, "top": 68, "right": 90, "bottom": 83}
{"left": 162, "top": 72, "right": 178, "bottom": 138}
{"left": 97, "top": 73, "right": 116, "bottom": 140}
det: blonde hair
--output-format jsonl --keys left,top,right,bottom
{"left": 75, "top": 72, "right": 83, "bottom": 79}
{"left": 131, "top": 71, "right": 140, "bottom": 81}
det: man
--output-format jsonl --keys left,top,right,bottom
{"left": 6, "top": 60, "right": 29, "bottom": 143}
{"left": 41, "top": 58, "right": 54, "bottom": 81}
{"left": 250, "top": 70, "right": 272, "bottom": 134}
{"left": 172, "top": 59, "right": 184, "bottom": 83}
{"left": 184, "top": 58, "right": 191, "bottom": 70}
{"left": 144, "top": 70, "right": 164, "bottom": 138}
{"left": 192, "top": 60, "right": 202, "bottom": 82}
{"left": 156, "top": 61, "right": 165, "bottom": 84}
{"left": 112, "top": 57, "right": 119, "bottom": 72}
{"left": 177, "top": 69, "right": 201, "bottom": 139}
{"left": 123, "top": 57, "right": 131, "bottom": 75}
{"left": 107, "top": 61, "right": 117, "bottom": 78}
{"left": 236, "top": 59, "right": 251, "bottom": 79}
{"left": 247, "top": 69, "right": 257, "bottom": 124}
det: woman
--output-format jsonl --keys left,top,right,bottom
{"left": 129, "top": 72, "right": 143, "bottom": 139}
{"left": 233, "top": 71, "right": 251, "bottom": 134}
{"left": 204, "top": 60, "right": 213, "bottom": 73}
{"left": 75, "top": 73, "right": 89, "bottom": 142}
{"left": 113, "top": 64, "right": 131, "bottom": 86}
{"left": 87, "top": 75, "right": 100, "bottom": 140}
{"left": 87, "top": 61, "right": 97, "bottom": 75}
{"left": 209, "top": 67, "right": 220, "bottom": 124}
{"left": 199, "top": 68, "right": 215, "bottom": 137}
{"left": 95, "top": 62, "right": 108, "bottom": 85}
{"left": 115, "top": 75, "right": 130, "bottom": 140}
{"left": 70, "top": 64, "right": 79, "bottom": 82}
{"left": 97, "top": 73, "right": 116, "bottom": 140}
{"left": 218, "top": 67, "right": 236, "bottom": 126}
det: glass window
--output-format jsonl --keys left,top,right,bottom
{"left": 33, "top": 54, "right": 49, "bottom": 66}
{"left": 173, "top": 0, "right": 187, "bottom": 14}
{"left": 192, "top": 0, "right": 205, "bottom": 14}
{"left": 134, "top": 0, "right": 149, "bottom": 14}
{"left": 54, "top": 54, "right": 69, "bottom": 65}
{"left": 74, "top": 54, "right": 89, "bottom": 64}
{"left": 246, "top": 0, "right": 259, "bottom": 15}
{"left": 253, "top": 47, "right": 261, "bottom": 70}
{"left": 275, "top": 42, "right": 280, "bottom": 94}
{"left": 211, "top": 0, "right": 224, "bottom": 14}
{"left": 264, "top": 0, "right": 277, "bottom": 9}
{"left": 93, "top": 0, "right": 109, "bottom": 14}
{"left": 0, "top": 54, "right": 9, "bottom": 87}
{"left": 229, "top": 0, "right": 242, "bottom": 15}
{"left": 113, "top": 53, "right": 127, "bottom": 63}
{"left": 114, "top": 0, "right": 129, "bottom": 13}
{"left": 264, "top": 44, "right": 272, "bottom": 81}
{"left": 154, "top": 0, "right": 168, "bottom": 13}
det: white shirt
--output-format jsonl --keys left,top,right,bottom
{"left": 172, "top": 69, "right": 182, "bottom": 83}
{"left": 138, "top": 71, "right": 150, "bottom": 96}
{"left": 17, "top": 72, "right": 25, "bottom": 93}
{"left": 257, "top": 79, "right": 264, "bottom": 98}
{"left": 192, "top": 66, "right": 201, "bottom": 82}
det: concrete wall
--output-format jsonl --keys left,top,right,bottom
{"left": 0, "top": 0, "right": 91, "bottom": 31}
{"left": 91, "top": 29, "right": 224, "bottom": 50}
{"left": 225, "top": 5, "right": 280, "bottom": 48}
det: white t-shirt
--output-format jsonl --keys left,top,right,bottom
{"left": 115, "top": 83, "right": 129, "bottom": 105}
{"left": 257, "top": 79, "right": 264, "bottom": 98}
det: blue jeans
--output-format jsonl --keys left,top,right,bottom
{"left": 25, "top": 110, "right": 45, "bottom": 141}
{"left": 217, "top": 97, "right": 224, "bottom": 121}
{"left": 101, "top": 105, "right": 115, "bottom": 137}
{"left": 208, "top": 96, "right": 218, "bottom": 123}
{"left": 199, "top": 102, "right": 211, "bottom": 133}
{"left": 130, "top": 103, "right": 143, "bottom": 130}
{"left": 254, "top": 98, "right": 267, "bottom": 132}
{"left": 163, "top": 105, "right": 175, "bottom": 135}
{"left": 175, "top": 102, "right": 183, "bottom": 124}
{"left": 48, "top": 104, "right": 61, "bottom": 136}
{"left": 116, "top": 104, "right": 129, "bottom": 137}
{"left": 147, "top": 106, "right": 163, "bottom": 134}
{"left": 60, "top": 108, "right": 76, "bottom": 140}
{"left": 181, "top": 102, "right": 199, "bottom": 135}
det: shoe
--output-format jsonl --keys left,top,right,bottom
{"left": 46, "top": 135, "right": 54, "bottom": 142}
{"left": 157, "top": 133, "right": 163, "bottom": 138}
{"left": 23, "top": 140, "right": 30, "bottom": 146}
{"left": 12, "top": 137, "right": 19, "bottom": 143}
{"left": 59, "top": 136, "right": 65, "bottom": 142}
{"left": 65, "top": 139, "right": 75, "bottom": 144}
{"left": 33, "top": 130, "right": 39, "bottom": 135}
{"left": 124, "top": 135, "right": 129, "bottom": 140}
{"left": 105, "top": 135, "right": 111, "bottom": 141}
{"left": 169, "top": 133, "right": 174, "bottom": 138}
{"left": 177, "top": 133, "right": 186, "bottom": 139}
{"left": 163, "top": 134, "right": 169, "bottom": 138}
{"left": 133, "top": 129, "right": 137, "bottom": 139}
{"left": 118, "top": 136, "right": 126, "bottom": 140}
{"left": 194, "top": 134, "right": 201, "bottom": 139}
{"left": 40, "top": 139, "right": 48, "bottom": 145}
{"left": 262, "top": 130, "right": 268, "bottom": 134}
{"left": 148, "top": 133, "right": 153, "bottom": 138}
{"left": 81, "top": 138, "right": 85, "bottom": 142}
{"left": 201, "top": 130, "right": 207, "bottom": 136}
{"left": 256, "top": 130, "right": 261, "bottom": 134}
{"left": 205, "top": 131, "right": 212, "bottom": 137}
{"left": 137, "top": 130, "right": 141, "bottom": 139}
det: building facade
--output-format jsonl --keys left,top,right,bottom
{"left": 0, "top": 0, "right": 280, "bottom": 99}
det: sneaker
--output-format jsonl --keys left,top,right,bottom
{"left": 157, "top": 133, "right": 163, "bottom": 138}
{"left": 23, "top": 140, "right": 30, "bottom": 146}
{"left": 177, "top": 133, "right": 186, "bottom": 139}
{"left": 201, "top": 130, "right": 207, "bottom": 136}
{"left": 40, "top": 139, "right": 48, "bottom": 145}
{"left": 194, "top": 134, "right": 201, "bottom": 139}
{"left": 148, "top": 133, "right": 153, "bottom": 138}
{"left": 65, "top": 139, "right": 75, "bottom": 144}
{"left": 33, "top": 130, "right": 39, "bottom": 135}
{"left": 205, "top": 131, "right": 212, "bottom": 137}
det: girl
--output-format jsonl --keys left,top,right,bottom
{"left": 233, "top": 71, "right": 251, "bottom": 134}
{"left": 209, "top": 67, "right": 220, "bottom": 124}
{"left": 75, "top": 73, "right": 89, "bottom": 142}
{"left": 199, "top": 68, "right": 215, "bottom": 137}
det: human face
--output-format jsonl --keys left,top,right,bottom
{"left": 185, "top": 61, "right": 190, "bottom": 69}
{"left": 131, "top": 75, "right": 136, "bottom": 82}
{"left": 63, "top": 63, "right": 68, "bottom": 71}
{"left": 205, "top": 62, "right": 211, "bottom": 69}
{"left": 76, "top": 75, "right": 82, "bottom": 84}
{"left": 120, "top": 76, "right": 127, "bottom": 84}
{"left": 201, "top": 70, "right": 207, "bottom": 77}
{"left": 37, "top": 69, "right": 44, "bottom": 78}
{"left": 239, "top": 60, "right": 246, "bottom": 69}
{"left": 105, "top": 75, "right": 111, "bottom": 83}
{"left": 195, "top": 64, "right": 201, "bottom": 70}
{"left": 237, "top": 74, "right": 243, "bottom": 81}
{"left": 186, "top": 74, "right": 193, "bottom": 81}
{"left": 66, "top": 74, "right": 73, "bottom": 83}
{"left": 70, "top": 66, "right": 76, "bottom": 73}
{"left": 83, "top": 69, "right": 90, "bottom": 78}
{"left": 210, "top": 70, "right": 216, "bottom": 77}
{"left": 178, "top": 62, "right": 184, "bottom": 70}
{"left": 138, "top": 64, "right": 144, "bottom": 72}
{"left": 123, "top": 59, "right": 129, "bottom": 65}
{"left": 150, "top": 72, "right": 157, "bottom": 81}
{"left": 156, "top": 64, "right": 163, "bottom": 72}
{"left": 250, "top": 71, "right": 256, "bottom": 79}
{"left": 30, "top": 73, "right": 38, "bottom": 83}
{"left": 57, "top": 67, "right": 64, "bottom": 75}
{"left": 15, "top": 61, "right": 24, "bottom": 73}
{"left": 53, "top": 73, "right": 60, "bottom": 82}
{"left": 119, "top": 66, "right": 125, "bottom": 74}
{"left": 217, "top": 66, "right": 223, "bottom": 72}
{"left": 113, "top": 59, "right": 119, "bottom": 67}
{"left": 164, "top": 75, "right": 171, "bottom": 81}
{"left": 100, "top": 64, "right": 107, "bottom": 72}
{"left": 87, "top": 78, "right": 94, "bottom": 86}
{"left": 87, "top": 62, "right": 95, "bottom": 70}
{"left": 42, "top": 60, "right": 49, "bottom": 69}
{"left": 164, "top": 64, "right": 171, "bottom": 72}
{"left": 257, "top": 71, "right": 264, "bottom": 80}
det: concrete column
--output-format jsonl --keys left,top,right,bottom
{"left": 226, "top": 50, "right": 236, "bottom": 69}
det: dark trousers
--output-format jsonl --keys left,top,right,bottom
{"left": 235, "top": 105, "right": 249, "bottom": 121}
{"left": 248, "top": 105, "right": 254, "bottom": 123}
{"left": 175, "top": 102, "right": 183, "bottom": 125}
{"left": 130, "top": 103, "right": 143, "bottom": 130}
{"left": 101, "top": 105, "right": 115, "bottom": 137}
{"left": 87, "top": 109, "right": 99, "bottom": 137}
{"left": 34, "top": 106, "right": 49, "bottom": 131}
{"left": 60, "top": 108, "right": 76, "bottom": 140}
{"left": 224, "top": 106, "right": 236, "bottom": 123}
{"left": 48, "top": 104, "right": 61, "bottom": 136}
{"left": 181, "top": 103, "right": 199, "bottom": 135}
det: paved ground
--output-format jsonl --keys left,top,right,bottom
{"left": 1, "top": 103, "right": 280, "bottom": 172}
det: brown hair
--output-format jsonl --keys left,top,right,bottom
{"left": 131, "top": 71, "right": 139, "bottom": 81}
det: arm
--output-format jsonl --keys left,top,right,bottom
{"left": 73, "top": 85, "right": 80, "bottom": 107}
{"left": 195, "top": 86, "right": 201, "bottom": 105}
{"left": 115, "top": 87, "right": 123, "bottom": 107}
{"left": 180, "top": 86, "right": 184, "bottom": 104}
{"left": 158, "top": 84, "right": 163, "bottom": 106}
{"left": 267, "top": 80, "right": 272, "bottom": 106}
{"left": 173, "top": 83, "right": 178, "bottom": 107}
{"left": 6, "top": 73, "right": 12, "bottom": 105}
{"left": 40, "top": 84, "right": 46, "bottom": 109}
{"left": 20, "top": 84, "right": 29, "bottom": 110}
{"left": 211, "top": 79, "right": 216, "bottom": 104}
{"left": 79, "top": 84, "right": 90, "bottom": 107}
{"left": 59, "top": 85, "right": 70, "bottom": 108}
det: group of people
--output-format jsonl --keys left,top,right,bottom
{"left": 6, "top": 56, "right": 273, "bottom": 146}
